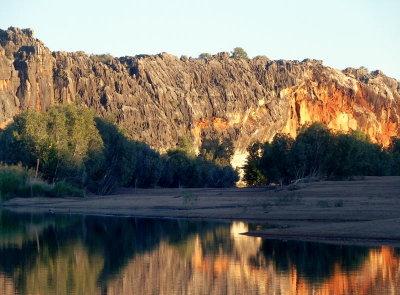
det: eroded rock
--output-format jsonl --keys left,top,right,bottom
{"left": 0, "top": 27, "right": 399, "bottom": 169}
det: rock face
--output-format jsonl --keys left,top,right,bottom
{"left": 1, "top": 27, "right": 400, "bottom": 168}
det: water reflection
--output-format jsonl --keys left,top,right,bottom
{"left": 0, "top": 210, "right": 399, "bottom": 294}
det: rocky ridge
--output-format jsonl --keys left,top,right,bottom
{"left": 1, "top": 27, "right": 399, "bottom": 168}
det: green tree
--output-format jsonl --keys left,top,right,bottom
{"left": 253, "top": 55, "right": 270, "bottom": 62}
{"left": 291, "top": 122, "right": 333, "bottom": 178}
{"left": 231, "top": 47, "right": 248, "bottom": 59}
{"left": 198, "top": 53, "right": 212, "bottom": 59}
{"left": 84, "top": 119, "right": 165, "bottom": 193}
{"left": 160, "top": 149, "right": 193, "bottom": 188}
{"left": 260, "top": 134, "right": 294, "bottom": 184}
{"left": 200, "top": 137, "right": 234, "bottom": 166}
{"left": 389, "top": 137, "right": 400, "bottom": 175}
{"left": 175, "top": 135, "right": 196, "bottom": 158}
{"left": 243, "top": 142, "right": 266, "bottom": 186}
{"left": 87, "top": 118, "right": 137, "bottom": 194}
{"left": 0, "top": 105, "right": 103, "bottom": 185}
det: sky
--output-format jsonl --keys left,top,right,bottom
{"left": 1, "top": 0, "right": 399, "bottom": 80}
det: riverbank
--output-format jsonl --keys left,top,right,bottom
{"left": 3, "top": 176, "right": 400, "bottom": 247}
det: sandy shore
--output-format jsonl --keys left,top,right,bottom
{"left": 3, "top": 176, "right": 400, "bottom": 247}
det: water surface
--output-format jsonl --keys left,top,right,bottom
{"left": 0, "top": 210, "right": 399, "bottom": 294}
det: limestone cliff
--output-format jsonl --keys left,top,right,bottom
{"left": 1, "top": 27, "right": 399, "bottom": 168}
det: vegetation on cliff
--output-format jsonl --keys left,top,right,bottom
{"left": 244, "top": 123, "right": 400, "bottom": 186}
{"left": 0, "top": 105, "right": 238, "bottom": 197}
{"left": 1, "top": 27, "right": 399, "bottom": 169}
{"left": 231, "top": 47, "right": 248, "bottom": 59}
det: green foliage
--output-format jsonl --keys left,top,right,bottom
{"left": 175, "top": 135, "right": 196, "bottom": 158}
{"left": 90, "top": 53, "right": 114, "bottom": 64}
{"left": 85, "top": 119, "right": 165, "bottom": 194}
{"left": 198, "top": 53, "right": 212, "bottom": 59}
{"left": 253, "top": 55, "right": 270, "bottom": 61}
{"left": 231, "top": 47, "right": 248, "bottom": 59}
{"left": 262, "top": 134, "right": 295, "bottom": 184}
{"left": 200, "top": 137, "right": 234, "bottom": 167}
{"left": 16, "top": 182, "right": 52, "bottom": 198}
{"left": 244, "top": 122, "right": 400, "bottom": 185}
{"left": 0, "top": 105, "right": 103, "bottom": 186}
{"left": 160, "top": 149, "right": 238, "bottom": 188}
{"left": 325, "top": 131, "right": 387, "bottom": 179}
{"left": 0, "top": 165, "right": 28, "bottom": 200}
{"left": 389, "top": 137, "right": 400, "bottom": 175}
{"left": 160, "top": 134, "right": 238, "bottom": 188}
{"left": 1, "top": 106, "right": 239, "bottom": 194}
{"left": 243, "top": 142, "right": 265, "bottom": 186}
{"left": 51, "top": 181, "right": 84, "bottom": 198}
{"left": 0, "top": 165, "right": 83, "bottom": 200}
{"left": 292, "top": 122, "right": 333, "bottom": 178}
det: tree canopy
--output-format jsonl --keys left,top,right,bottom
{"left": 243, "top": 123, "right": 400, "bottom": 185}
{"left": 198, "top": 53, "right": 212, "bottom": 59}
{"left": 231, "top": 47, "right": 248, "bottom": 59}
{"left": 0, "top": 105, "right": 239, "bottom": 194}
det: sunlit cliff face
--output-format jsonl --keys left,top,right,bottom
{"left": 1, "top": 28, "right": 399, "bottom": 170}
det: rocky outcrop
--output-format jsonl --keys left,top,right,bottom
{"left": 1, "top": 27, "right": 399, "bottom": 168}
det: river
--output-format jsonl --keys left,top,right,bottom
{"left": 0, "top": 210, "right": 399, "bottom": 294}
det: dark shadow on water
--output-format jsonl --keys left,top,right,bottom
{"left": 258, "top": 239, "right": 371, "bottom": 283}
{"left": 0, "top": 210, "right": 386, "bottom": 293}
{"left": 0, "top": 210, "right": 223, "bottom": 293}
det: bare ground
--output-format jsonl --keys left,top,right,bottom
{"left": 3, "top": 176, "right": 400, "bottom": 246}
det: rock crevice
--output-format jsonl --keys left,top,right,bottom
{"left": 0, "top": 27, "right": 399, "bottom": 167}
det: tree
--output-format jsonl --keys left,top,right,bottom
{"left": 198, "top": 53, "right": 211, "bottom": 59}
{"left": 389, "top": 137, "right": 400, "bottom": 175}
{"left": 175, "top": 135, "right": 196, "bottom": 158}
{"left": 253, "top": 55, "right": 270, "bottom": 61}
{"left": 161, "top": 149, "right": 193, "bottom": 188}
{"left": 261, "top": 134, "right": 294, "bottom": 184}
{"left": 0, "top": 105, "right": 241, "bottom": 193}
{"left": 87, "top": 119, "right": 164, "bottom": 193}
{"left": 200, "top": 137, "right": 234, "bottom": 167}
{"left": 231, "top": 47, "right": 248, "bottom": 59}
{"left": 0, "top": 105, "right": 103, "bottom": 185}
{"left": 292, "top": 122, "right": 333, "bottom": 178}
{"left": 243, "top": 142, "right": 265, "bottom": 186}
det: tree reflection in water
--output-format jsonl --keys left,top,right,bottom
{"left": 0, "top": 210, "right": 399, "bottom": 295}
{"left": 259, "top": 239, "right": 370, "bottom": 283}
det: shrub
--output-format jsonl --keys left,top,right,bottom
{"left": 0, "top": 165, "right": 84, "bottom": 199}
{"left": 231, "top": 47, "right": 248, "bottom": 59}
{"left": 0, "top": 166, "right": 28, "bottom": 200}
{"left": 90, "top": 53, "right": 114, "bottom": 64}
{"left": 244, "top": 122, "right": 400, "bottom": 185}
{"left": 50, "top": 181, "right": 84, "bottom": 198}
{"left": 253, "top": 55, "right": 270, "bottom": 62}
{"left": 198, "top": 53, "right": 212, "bottom": 59}
{"left": 17, "top": 182, "right": 52, "bottom": 198}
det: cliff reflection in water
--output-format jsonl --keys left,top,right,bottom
{"left": 0, "top": 211, "right": 399, "bottom": 295}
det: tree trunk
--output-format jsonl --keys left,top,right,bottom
{"left": 35, "top": 158, "right": 40, "bottom": 178}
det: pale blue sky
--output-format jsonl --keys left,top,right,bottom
{"left": 1, "top": 0, "right": 399, "bottom": 79}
